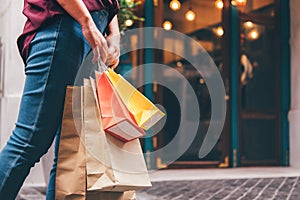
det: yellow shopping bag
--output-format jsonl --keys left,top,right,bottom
{"left": 105, "top": 68, "right": 165, "bottom": 130}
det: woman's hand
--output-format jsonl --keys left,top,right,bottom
{"left": 81, "top": 19, "right": 109, "bottom": 63}
{"left": 106, "top": 33, "right": 120, "bottom": 69}
{"left": 56, "top": 0, "right": 109, "bottom": 63}
{"left": 105, "top": 16, "right": 120, "bottom": 69}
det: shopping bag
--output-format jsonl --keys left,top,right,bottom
{"left": 55, "top": 86, "right": 86, "bottom": 200}
{"left": 83, "top": 79, "right": 152, "bottom": 192}
{"left": 105, "top": 68, "right": 165, "bottom": 130}
{"left": 55, "top": 85, "right": 143, "bottom": 199}
{"left": 94, "top": 71, "right": 146, "bottom": 142}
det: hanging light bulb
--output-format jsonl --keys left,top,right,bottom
{"left": 231, "top": 0, "right": 247, "bottom": 8}
{"left": 176, "top": 61, "right": 183, "bottom": 67}
{"left": 214, "top": 26, "right": 224, "bottom": 37}
{"left": 169, "top": 0, "right": 181, "bottom": 11}
{"left": 244, "top": 21, "right": 254, "bottom": 28}
{"left": 185, "top": 9, "right": 196, "bottom": 21}
{"left": 215, "top": 0, "right": 224, "bottom": 9}
{"left": 248, "top": 29, "right": 260, "bottom": 40}
{"left": 236, "top": 0, "right": 247, "bottom": 7}
{"left": 185, "top": 1, "right": 196, "bottom": 22}
{"left": 163, "top": 20, "right": 173, "bottom": 30}
{"left": 124, "top": 19, "right": 134, "bottom": 27}
{"left": 199, "top": 78, "right": 205, "bottom": 84}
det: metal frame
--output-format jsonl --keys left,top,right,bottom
{"left": 230, "top": 5, "right": 240, "bottom": 167}
{"left": 233, "top": 0, "right": 290, "bottom": 167}
{"left": 143, "top": 0, "right": 154, "bottom": 169}
{"left": 278, "top": 0, "right": 290, "bottom": 166}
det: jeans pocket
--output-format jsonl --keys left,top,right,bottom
{"left": 25, "top": 17, "right": 62, "bottom": 74}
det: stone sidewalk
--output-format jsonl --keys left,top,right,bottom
{"left": 136, "top": 167, "right": 300, "bottom": 200}
{"left": 136, "top": 177, "right": 300, "bottom": 200}
{"left": 16, "top": 167, "right": 300, "bottom": 200}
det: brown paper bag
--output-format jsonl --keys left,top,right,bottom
{"left": 55, "top": 86, "right": 86, "bottom": 200}
{"left": 83, "top": 79, "right": 152, "bottom": 192}
{"left": 55, "top": 87, "right": 137, "bottom": 200}
{"left": 55, "top": 84, "right": 149, "bottom": 199}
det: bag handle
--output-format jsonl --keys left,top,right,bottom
{"left": 97, "top": 60, "right": 109, "bottom": 73}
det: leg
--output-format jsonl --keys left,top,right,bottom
{"left": 45, "top": 10, "right": 109, "bottom": 200}
{"left": 45, "top": 127, "right": 61, "bottom": 200}
{"left": 0, "top": 10, "right": 108, "bottom": 199}
{"left": 0, "top": 16, "right": 83, "bottom": 199}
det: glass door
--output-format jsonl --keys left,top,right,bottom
{"left": 118, "top": 0, "right": 286, "bottom": 168}
{"left": 152, "top": 0, "right": 230, "bottom": 168}
{"left": 236, "top": 0, "right": 281, "bottom": 166}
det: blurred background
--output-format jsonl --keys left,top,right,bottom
{"left": 115, "top": 0, "right": 297, "bottom": 169}
{"left": 0, "top": 0, "right": 299, "bottom": 198}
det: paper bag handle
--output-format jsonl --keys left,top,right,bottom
{"left": 97, "top": 60, "right": 109, "bottom": 73}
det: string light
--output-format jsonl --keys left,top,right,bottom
{"left": 244, "top": 21, "right": 254, "bottom": 28}
{"left": 236, "top": 0, "right": 247, "bottom": 7}
{"left": 214, "top": 26, "right": 224, "bottom": 37}
{"left": 248, "top": 30, "right": 259, "bottom": 40}
{"left": 163, "top": 20, "right": 173, "bottom": 30}
{"left": 185, "top": 1, "right": 196, "bottom": 22}
{"left": 215, "top": 0, "right": 224, "bottom": 9}
{"left": 177, "top": 61, "right": 183, "bottom": 67}
{"left": 185, "top": 10, "right": 196, "bottom": 21}
{"left": 169, "top": 0, "right": 181, "bottom": 11}
{"left": 231, "top": 0, "right": 247, "bottom": 8}
{"left": 124, "top": 19, "right": 134, "bottom": 27}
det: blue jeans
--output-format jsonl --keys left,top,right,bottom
{"left": 0, "top": 10, "right": 108, "bottom": 200}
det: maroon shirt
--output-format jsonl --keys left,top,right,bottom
{"left": 17, "top": 0, "right": 119, "bottom": 63}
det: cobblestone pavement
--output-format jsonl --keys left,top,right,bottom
{"left": 16, "top": 176, "right": 300, "bottom": 199}
{"left": 136, "top": 177, "right": 300, "bottom": 200}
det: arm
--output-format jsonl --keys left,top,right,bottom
{"left": 107, "top": 15, "right": 120, "bottom": 36}
{"left": 105, "top": 15, "right": 121, "bottom": 69}
{"left": 56, "top": 0, "right": 108, "bottom": 63}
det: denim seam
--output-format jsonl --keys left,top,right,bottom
{"left": 31, "top": 17, "right": 63, "bottom": 132}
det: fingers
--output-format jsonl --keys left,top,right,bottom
{"left": 91, "top": 40, "right": 108, "bottom": 64}
{"left": 99, "top": 41, "right": 108, "bottom": 63}
{"left": 108, "top": 45, "right": 120, "bottom": 58}
{"left": 106, "top": 46, "right": 120, "bottom": 67}
{"left": 93, "top": 47, "right": 119, "bottom": 69}
{"left": 92, "top": 47, "right": 100, "bottom": 64}
{"left": 93, "top": 46, "right": 119, "bottom": 69}
{"left": 108, "top": 58, "right": 119, "bottom": 69}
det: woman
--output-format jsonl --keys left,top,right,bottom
{"left": 0, "top": 0, "right": 120, "bottom": 199}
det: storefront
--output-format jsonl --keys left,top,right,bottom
{"left": 0, "top": 0, "right": 298, "bottom": 196}
{"left": 118, "top": 0, "right": 291, "bottom": 168}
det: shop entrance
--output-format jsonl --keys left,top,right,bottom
{"left": 148, "top": 0, "right": 285, "bottom": 168}
{"left": 151, "top": 0, "right": 230, "bottom": 168}
{"left": 236, "top": 0, "right": 282, "bottom": 166}
{"left": 118, "top": 0, "right": 289, "bottom": 168}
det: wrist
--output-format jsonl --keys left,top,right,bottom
{"left": 78, "top": 14, "right": 94, "bottom": 28}
{"left": 108, "top": 27, "right": 120, "bottom": 34}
